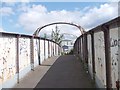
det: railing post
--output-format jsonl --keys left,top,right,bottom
{"left": 44, "top": 39, "right": 46, "bottom": 60}
{"left": 53, "top": 43, "right": 54, "bottom": 56}
{"left": 79, "top": 38, "right": 81, "bottom": 56}
{"left": 55, "top": 44, "right": 56, "bottom": 56}
{"left": 58, "top": 45, "right": 60, "bottom": 55}
{"left": 102, "top": 25, "right": 112, "bottom": 89}
{"left": 51, "top": 42, "right": 53, "bottom": 57}
{"left": 16, "top": 34, "right": 20, "bottom": 83}
{"left": 90, "top": 31, "right": 95, "bottom": 82}
{"left": 30, "top": 36, "right": 34, "bottom": 71}
{"left": 81, "top": 34, "right": 88, "bottom": 72}
{"left": 38, "top": 38, "right": 41, "bottom": 65}
{"left": 48, "top": 40, "right": 50, "bottom": 58}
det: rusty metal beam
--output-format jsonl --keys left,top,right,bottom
{"left": 44, "top": 39, "right": 46, "bottom": 60}
{"left": 102, "top": 25, "right": 112, "bottom": 89}
{"left": 38, "top": 38, "right": 41, "bottom": 65}
{"left": 33, "top": 22, "right": 85, "bottom": 36}
{"left": 16, "top": 35, "right": 20, "bottom": 83}
{"left": 30, "top": 36, "right": 34, "bottom": 71}
{"left": 90, "top": 31, "right": 95, "bottom": 81}
{"left": 48, "top": 40, "right": 50, "bottom": 58}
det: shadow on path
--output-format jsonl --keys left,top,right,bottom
{"left": 35, "top": 55, "right": 95, "bottom": 88}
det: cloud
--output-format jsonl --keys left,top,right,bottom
{"left": 18, "top": 4, "right": 82, "bottom": 36}
{"left": 0, "top": 7, "right": 14, "bottom": 16}
{"left": 80, "top": 2, "right": 118, "bottom": 30}
{"left": 0, "top": 28, "right": 4, "bottom": 32}
{"left": 18, "top": 2, "right": 118, "bottom": 37}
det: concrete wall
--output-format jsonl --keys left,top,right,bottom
{"left": 94, "top": 31, "right": 106, "bottom": 88}
{"left": 0, "top": 33, "right": 61, "bottom": 89}
{"left": 110, "top": 22, "right": 119, "bottom": 88}
{"left": 74, "top": 16, "right": 120, "bottom": 88}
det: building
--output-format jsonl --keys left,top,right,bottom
{"left": 61, "top": 39, "right": 74, "bottom": 54}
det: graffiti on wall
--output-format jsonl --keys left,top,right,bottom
{"left": 0, "top": 37, "right": 16, "bottom": 84}
{"left": 110, "top": 38, "right": 120, "bottom": 47}
{"left": 110, "top": 26, "right": 119, "bottom": 88}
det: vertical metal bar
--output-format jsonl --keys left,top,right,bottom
{"left": 78, "top": 39, "right": 80, "bottom": 54}
{"left": 54, "top": 43, "right": 55, "bottom": 56}
{"left": 58, "top": 45, "right": 60, "bottom": 55}
{"left": 16, "top": 35, "right": 20, "bottom": 83}
{"left": 51, "top": 42, "right": 53, "bottom": 57}
{"left": 84, "top": 34, "right": 88, "bottom": 72}
{"left": 38, "top": 38, "right": 41, "bottom": 65}
{"left": 82, "top": 35, "right": 85, "bottom": 64}
{"left": 55, "top": 43, "right": 56, "bottom": 56}
{"left": 44, "top": 39, "right": 45, "bottom": 59}
{"left": 79, "top": 38, "right": 81, "bottom": 58}
{"left": 53, "top": 43, "right": 54, "bottom": 56}
{"left": 82, "top": 35, "right": 84, "bottom": 61}
{"left": 31, "top": 36, "right": 34, "bottom": 71}
{"left": 102, "top": 25, "right": 112, "bottom": 89}
{"left": 91, "top": 31, "right": 95, "bottom": 81}
{"left": 48, "top": 40, "right": 50, "bottom": 58}
{"left": 77, "top": 40, "right": 79, "bottom": 54}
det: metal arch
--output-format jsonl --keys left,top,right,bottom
{"left": 61, "top": 33, "right": 78, "bottom": 38}
{"left": 33, "top": 22, "right": 86, "bottom": 36}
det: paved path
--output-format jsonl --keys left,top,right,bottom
{"left": 12, "top": 56, "right": 59, "bottom": 88}
{"left": 35, "top": 55, "right": 95, "bottom": 88}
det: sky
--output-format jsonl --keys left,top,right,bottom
{"left": 0, "top": 1, "right": 119, "bottom": 40}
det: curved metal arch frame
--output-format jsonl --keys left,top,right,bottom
{"left": 61, "top": 33, "right": 78, "bottom": 38}
{"left": 33, "top": 22, "right": 85, "bottom": 36}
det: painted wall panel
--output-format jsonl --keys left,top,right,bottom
{"left": 49, "top": 42, "right": 52, "bottom": 57}
{"left": 0, "top": 36, "right": 3, "bottom": 85}
{"left": 0, "top": 36, "right": 16, "bottom": 84}
{"left": 0, "top": 34, "right": 60, "bottom": 89}
{"left": 19, "top": 37, "right": 31, "bottom": 79}
{"left": 51, "top": 42, "right": 54, "bottom": 56}
{"left": 19, "top": 37, "right": 30, "bottom": 72}
{"left": 94, "top": 31, "right": 106, "bottom": 88}
{"left": 40, "top": 40, "right": 44, "bottom": 64}
{"left": 45, "top": 41, "right": 48, "bottom": 59}
{"left": 110, "top": 23, "right": 119, "bottom": 88}
{"left": 87, "top": 34, "right": 93, "bottom": 79}
{"left": 34, "top": 39, "right": 39, "bottom": 67}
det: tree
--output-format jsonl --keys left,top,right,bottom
{"left": 51, "top": 25, "right": 64, "bottom": 45}
{"left": 44, "top": 33, "right": 47, "bottom": 39}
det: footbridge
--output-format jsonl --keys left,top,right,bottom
{"left": 0, "top": 16, "right": 119, "bottom": 90}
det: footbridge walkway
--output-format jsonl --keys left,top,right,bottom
{"left": 0, "top": 16, "right": 119, "bottom": 90}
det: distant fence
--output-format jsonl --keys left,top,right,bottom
{"left": 74, "top": 16, "right": 120, "bottom": 89}
{"left": 0, "top": 32, "right": 61, "bottom": 89}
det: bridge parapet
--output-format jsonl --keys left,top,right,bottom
{"left": 74, "top": 16, "right": 120, "bottom": 89}
{"left": 0, "top": 32, "right": 62, "bottom": 89}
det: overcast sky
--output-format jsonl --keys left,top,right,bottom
{"left": 0, "top": 1, "right": 119, "bottom": 39}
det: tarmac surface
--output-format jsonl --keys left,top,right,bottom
{"left": 12, "top": 56, "right": 59, "bottom": 88}
{"left": 35, "top": 55, "right": 95, "bottom": 88}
